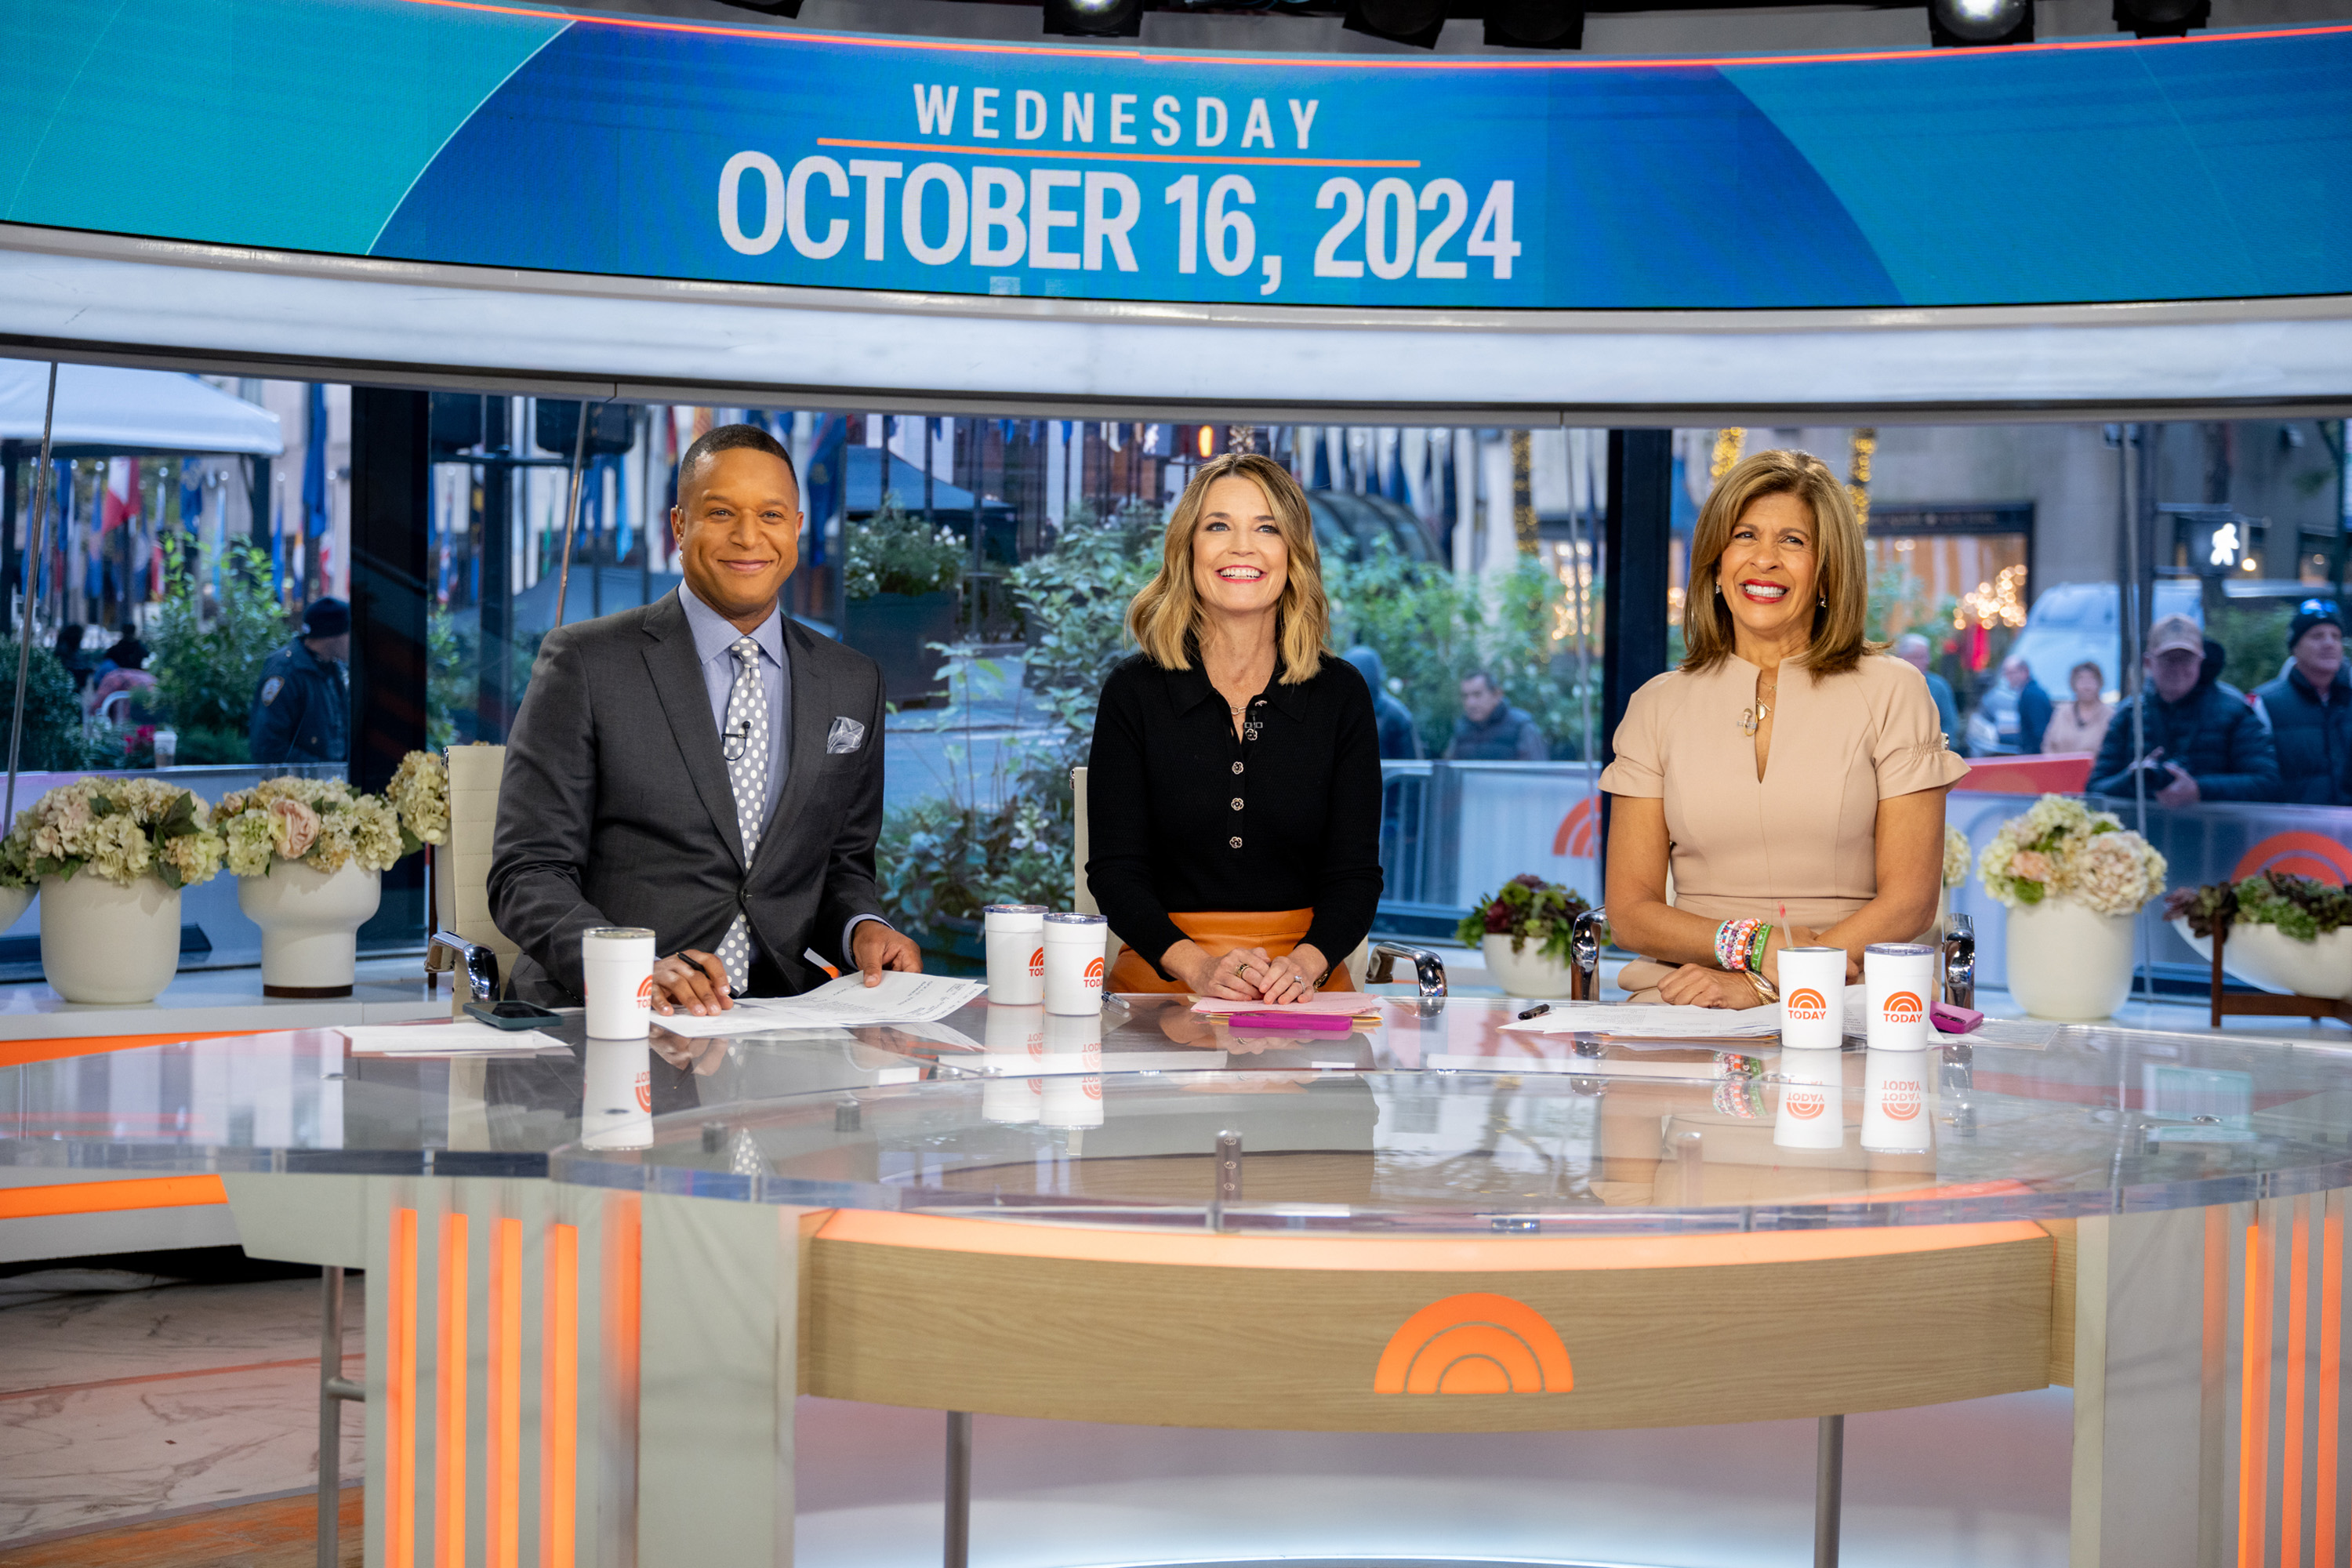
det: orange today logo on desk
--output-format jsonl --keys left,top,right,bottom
{"left": 1881, "top": 990, "right": 1925, "bottom": 1024}
{"left": 1785, "top": 986, "right": 1830, "bottom": 1022}
{"left": 1881, "top": 1076, "right": 1923, "bottom": 1120}
{"left": 1783, "top": 1088, "right": 1827, "bottom": 1120}
{"left": 1373, "top": 1293, "right": 1573, "bottom": 1396}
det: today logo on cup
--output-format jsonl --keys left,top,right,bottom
{"left": 1882, "top": 990, "right": 1925, "bottom": 1025}
{"left": 633, "top": 1071, "right": 652, "bottom": 1113}
{"left": 635, "top": 975, "right": 654, "bottom": 1009}
{"left": 1882, "top": 1076, "right": 1923, "bottom": 1120}
{"left": 1083, "top": 956, "right": 1105, "bottom": 990}
{"left": 1028, "top": 946, "right": 1044, "bottom": 978}
{"left": 1786, "top": 987, "right": 1829, "bottom": 1022}
{"left": 1784, "top": 1088, "right": 1826, "bottom": 1120}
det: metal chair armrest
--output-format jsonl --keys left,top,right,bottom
{"left": 1570, "top": 907, "right": 1610, "bottom": 1002}
{"left": 1940, "top": 912, "right": 1976, "bottom": 1010}
{"left": 429, "top": 931, "right": 503, "bottom": 1002}
{"left": 1368, "top": 941, "right": 1448, "bottom": 1005}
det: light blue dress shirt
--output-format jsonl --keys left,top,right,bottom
{"left": 673, "top": 584, "right": 886, "bottom": 971}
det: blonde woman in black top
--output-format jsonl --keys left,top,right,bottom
{"left": 1086, "top": 453, "right": 1383, "bottom": 1001}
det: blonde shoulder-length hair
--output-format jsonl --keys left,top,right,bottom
{"left": 1126, "top": 452, "right": 1332, "bottom": 685}
{"left": 1681, "top": 448, "right": 1876, "bottom": 679}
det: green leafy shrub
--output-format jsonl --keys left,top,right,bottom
{"left": 148, "top": 540, "right": 293, "bottom": 764}
{"left": 845, "top": 495, "right": 968, "bottom": 599}
{"left": 0, "top": 640, "right": 87, "bottom": 771}
{"left": 2207, "top": 601, "right": 2298, "bottom": 693}
{"left": 2165, "top": 871, "right": 2352, "bottom": 943}
{"left": 1455, "top": 873, "right": 1595, "bottom": 964}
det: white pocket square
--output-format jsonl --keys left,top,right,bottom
{"left": 826, "top": 717, "right": 867, "bottom": 754}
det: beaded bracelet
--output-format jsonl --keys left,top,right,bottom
{"left": 1713, "top": 917, "right": 1764, "bottom": 973}
{"left": 1746, "top": 922, "right": 1774, "bottom": 975}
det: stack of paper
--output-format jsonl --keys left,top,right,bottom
{"left": 338, "top": 1022, "right": 565, "bottom": 1054}
{"left": 654, "top": 971, "right": 985, "bottom": 1039}
{"left": 1501, "top": 1001, "right": 1781, "bottom": 1040}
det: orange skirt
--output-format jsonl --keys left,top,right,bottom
{"left": 1108, "top": 909, "right": 1357, "bottom": 995}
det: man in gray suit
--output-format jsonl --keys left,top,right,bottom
{"left": 490, "top": 423, "right": 921, "bottom": 1018}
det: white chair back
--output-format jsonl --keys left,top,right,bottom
{"left": 440, "top": 744, "right": 521, "bottom": 1009}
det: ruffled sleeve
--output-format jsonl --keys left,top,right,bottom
{"left": 1867, "top": 656, "right": 1971, "bottom": 797}
{"left": 1599, "top": 673, "right": 1670, "bottom": 798}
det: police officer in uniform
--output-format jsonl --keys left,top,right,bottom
{"left": 250, "top": 598, "right": 350, "bottom": 764}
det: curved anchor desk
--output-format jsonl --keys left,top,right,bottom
{"left": 5, "top": 996, "right": 2347, "bottom": 1567}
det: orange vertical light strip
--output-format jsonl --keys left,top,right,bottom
{"left": 2239, "top": 1217, "right": 2273, "bottom": 1568}
{"left": 612, "top": 1200, "right": 641, "bottom": 1420}
{"left": 388, "top": 1207, "right": 419, "bottom": 1568}
{"left": 436, "top": 1212, "right": 470, "bottom": 1568}
{"left": 485, "top": 1218, "right": 523, "bottom": 1568}
{"left": 542, "top": 1223, "right": 579, "bottom": 1568}
{"left": 2318, "top": 1198, "right": 2343, "bottom": 1568}
{"left": 2283, "top": 1200, "right": 2311, "bottom": 1568}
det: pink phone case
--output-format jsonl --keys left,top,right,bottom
{"left": 1226, "top": 1011, "right": 1356, "bottom": 1033}
{"left": 1930, "top": 1001, "right": 1984, "bottom": 1034}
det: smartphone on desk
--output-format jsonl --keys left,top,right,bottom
{"left": 464, "top": 1000, "right": 564, "bottom": 1031}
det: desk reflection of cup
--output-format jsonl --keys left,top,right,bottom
{"left": 1861, "top": 1047, "right": 1933, "bottom": 1154}
{"left": 1040, "top": 1074, "right": 1103, "bottom": 1130}
{"left": 1037, "top": 1009, "right": 1102, "bottom": 1075}
{"left": 982, "top": 1004, "right": 1047, "bottom": 1123}
{"left": 582, "top": 1036, "right": 655, "bottom": 1149}
{"left": 982, "top": 904, "right": 1047, "bottom": 1005}
{"left": 1773, "top": 1047, "right": 1846, "bottom": 1150}
{"left": 583, "top": 927, "right": 656, "bottom": 1040}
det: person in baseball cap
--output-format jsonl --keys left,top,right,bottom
{"left": 249, "top": 598, "right": 350, "bottom": 764}
{"left": 2252, "top": 600, "right": 2349, "bottom": 806}
{"left": 2089, "top": 613, "right": 2279, "bottom": 804}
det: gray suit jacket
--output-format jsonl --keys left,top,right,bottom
{"left": 488, "top": 590, "right": 887, "bottom": 1004}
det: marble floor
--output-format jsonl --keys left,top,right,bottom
{"left": 0, "top": 1267, "right": 362, "bottom": 1548}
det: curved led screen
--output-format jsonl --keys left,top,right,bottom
{"left": 4, "top": 0, "right": 2349, "bottom": 311}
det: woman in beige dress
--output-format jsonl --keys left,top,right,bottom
{"left": 1600, "top": 449, "right": 1969, "bottom": 1007}
{"left": 2039, "top": 660, "right": 2114, "bottom": 754}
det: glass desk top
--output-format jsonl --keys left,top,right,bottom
{"left": 7, "top": 997, "right": 2350, "bottom": 1231}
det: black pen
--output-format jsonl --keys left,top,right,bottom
{"left": 1516, "top": 1003, "right": 1552, "bottom": 1021}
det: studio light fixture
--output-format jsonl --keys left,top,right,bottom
{"left": 1045, "top": 0, "right": 1143, "bottom": 37}
{"left": 1343, "top": 0, "right": 1449, "bottom": 49}
{"left": 2111, "top": 0, "right": 2207, "bottom": 35}
{"left": 1928, "top": 0, "right": 2032, "bottom": 46}
{"left": 1484, "top": 0, "right": 1584, "bottom": 49}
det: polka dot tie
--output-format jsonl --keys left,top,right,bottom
{"left": 717, "top": 637, "right": 768, "bottom": 995}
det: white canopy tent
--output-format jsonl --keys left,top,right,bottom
{"left": 0, "top": 357, "right": 281, "bottom": 456}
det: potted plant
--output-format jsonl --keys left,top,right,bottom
{"left": 1457, "top": 874, "right": 1593, "bottom": 999}
{"left": 385, "top": 749, "right": 451, "bottom": 924}
{"left": 1940, "top": 824, "right": 1972, "bottom": 928}
{"left": 2164, "top": 873, "right": 2352, "bottom": 1003}
{"left": 843, "top": 496, "right": 967, "bottom": 705}
{"left": 216, "top": 777, "right": 408, "bottom": 997}
{"left": 5, "top": 777, "right": 225, "bottom": 1004}
{"left": 1977, "top": 793, "right": 2167, "bottom": 1019}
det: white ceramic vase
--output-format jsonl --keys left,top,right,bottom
{"left": 1482, "top": 933, "right": 1578, "bottom": 1000}
{"left": 2169, "top": 918, "right": 2352, "bottom": 1001}
{"left": 0, "top": 882, "right": 33, "bottom": 935}
{"left": 2004, "top": 898, "right": 2136, "bottom": 1020}
{"left": 238, "top": 860, "right": 383, "bottom": 997}
{"left": 41, "top": 872, "right": 180, "bottom": 1004}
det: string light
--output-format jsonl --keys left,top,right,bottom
{"left": 1952, "top": 563, "right": 2029, "bottom": 630}
{"left": 1710, "top": 429, "right": 1746, "bottom": 481}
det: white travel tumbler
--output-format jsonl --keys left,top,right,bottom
{"left": 1777, "top": 946, "right": 1847, "bottom": 1052}
{"left": 1864, "top": 942, "right": 1936, "bottom": 1052}
{"left": 1772, "top": 1047, "right": 1846, "bottom": 1151}
{"left": 1860, "top": 1047, "right": 1933, "bottom": 1154}
{"left": 1042, "top": 913, "right": 1109, "bottom": 1015}
{"left": 982, "top": 904, "right": 1048, "bottom": 1005}
{"left": 583, "top": 927, "right": 656, "bottom": 1040}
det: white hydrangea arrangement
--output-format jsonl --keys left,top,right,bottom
{"left": 212, "top": 777, "right": 405, "bottom": 878}
{"left": 1942, "top": 825, "right": 1973, "bottom": 890}
{"left": 4, "top": 777, "right": 225, "bottom": 891}
{"left": 1978, "top": 793, "right": 2166, "bottom": 917}
{"left": 383, "top": 750, "right": 448, "bottom": 853}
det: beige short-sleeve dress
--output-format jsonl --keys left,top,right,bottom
{"left": 1598, "top": 652, "right": 1969, "bottom": 986}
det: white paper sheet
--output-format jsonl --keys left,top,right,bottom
{"left": 338, "top": 1022, "right": 566, "bottom": 1054}
{"left": 652, "top": 971, "right": 987, "bottom": 1038}
{"left": 1499, "top": 1001, "right": 1783, "bottom": 1039}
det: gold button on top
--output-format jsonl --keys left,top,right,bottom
{"left": 1231, "top": 761, "right": 1243, "bottom": 775}
{"left": 1230, "top": 797, "right": 1244, "bottom": 811}
{"left": 1228, "top": 836, "right": 1243, "bottom": 848}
